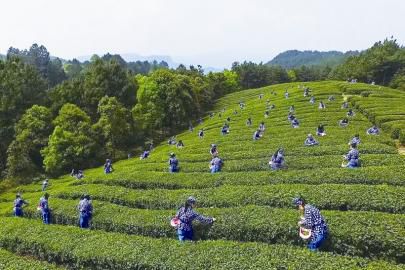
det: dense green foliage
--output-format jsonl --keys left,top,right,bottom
{"left": 0, "top": 248, "right": 62, "bottom": 269}
{"left": 0, "top": 218, "right": 402, "bottom": 269}
{"left": 267, "top": 50, "right": 358, "bottom": 68}
{"left": 332, "top": 38, "right": 405, "bottom": 88}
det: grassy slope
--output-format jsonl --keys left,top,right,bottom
{"left": 0, "top": 81, "right": 404, "bottom": 268}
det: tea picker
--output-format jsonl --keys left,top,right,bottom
{"left": 171, "top": 196, "right": 216, "bottom": 242}
{"left": 293, "top": 197, "right": 328, "bottom": 251}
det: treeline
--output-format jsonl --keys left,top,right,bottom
{"left": 64, "top": 53, "right": 169, "bottom": 79}
{"left": 331, "top": 38, "right": 405, "bottom": 88}
{"left": 267, "top": 50, "right": 359, "bottom": 69}
{"left": 1, "top": 38, "right": 404, "bottom": 185}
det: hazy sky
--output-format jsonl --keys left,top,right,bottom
{"left": 1, "top": 0, "right": 404, "bottom": 68}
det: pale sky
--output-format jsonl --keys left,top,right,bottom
{"left": 1, "top": 0, "right": 404, "bottom": 68}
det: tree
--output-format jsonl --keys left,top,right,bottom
{"left": 7, "top": 43, "right": 66, "bottom": 86}
{"left": 133, "top": 69, "right": 197, "bottom": 137}
{"left": 64, "top": 59, "right": 83, "bottom": 79}
{"left": 0, "top": 58, "right": 47, "bottom": 174}
{"left": 6, "top": 105, "right": 53, "bottom": 181}
{"left": 83, "top": 58, "right": 138, "bottom": 117}
{"left": 41, "top": 104, "right": 96, "bottom": 175}
{"left": 93, "top": 96, "right": 134, "bottom": 158}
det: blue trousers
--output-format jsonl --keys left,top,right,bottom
{"left": 211, "top": 165, "right": 220, "bottom": 173}
{"left": 347, "top": 160, "right": 359, "bottom": 168}
{"left": 79, "top": 212, "right": 90, "bottom": 228}
{"left": 308, "top": 231, "right": 328, "bottom": 251}
{"left": 169, "top": 166, "right": 178, "bottom": 173}
{"left": 271, "top": 164, "right": 282, "bottom": 170}
{"left": 14, "top": 207, "right": 23, "bottom": 217}
{"left": 177, "top": 229, "right": 193, "bottom": 242}
{"left": 42, "top": 211, "right": 50, "bottom": 224}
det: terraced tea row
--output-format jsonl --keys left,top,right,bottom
{"left": 38, "top": 184, "right": 405, "bottom": 213}
{"left": 2, "top": 199, "right": 402, "bottom": 261}
{"left": 0, "top": 218, "right": 402, "bottom": 270}
{"left": 0, "top": 249, "right": 63, "bottom": 270}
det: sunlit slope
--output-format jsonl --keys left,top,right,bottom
{"left": 0, "top": 81, "right": 404, "bottom": 269}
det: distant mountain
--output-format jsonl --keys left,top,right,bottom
{"left": 77, "top": 53, "right": 179, "bottom": 68}
{"left": 267, "top": 50, "right": 359, "bottom": 68}
{"left": 0, "top": 54, "right": 5, "bottom": 60}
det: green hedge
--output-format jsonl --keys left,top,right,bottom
{"left": 11, "top": 198, "right": 405, "bottom": 262}
{"left": 76, "top": 166, "right": 405, "bottom": 190}
{"left": 0, "top": 218, "right": 402, "bottom": 270}
{"left": 51, "top": 183, "right": 405, "bottom": 213}
{"left": 0, "top": 248, "right": 63, "bottom": 269}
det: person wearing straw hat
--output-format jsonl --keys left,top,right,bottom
{"left": 168, "top": 153, "right": 179, "bottom": 173}
{"left": 174, "top": 196, "right": 215, "bottom": 242}
{"left": 293, "top": 197, "right": 328, "bottom": 251}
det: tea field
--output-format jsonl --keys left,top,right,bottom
{"left": 0, "top": 81, "right": 404, "bottom": 269}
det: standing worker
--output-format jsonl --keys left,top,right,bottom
{"left": 174, "top": 196, "right": 215, "bottom": 242}
{"left": 169, "top": 153, "right": 179, "bottom": 173}
{"left": 13, "top": 193, "right": 28, "bottom": 217}
{"left": 39, "top": 193, "right": 51, "bottom": 224}
{"left": 42, "top": 179, "right": 49, "bottom": 191}
{"left": 78, "top": 195, "right": 93, "bottom": 229}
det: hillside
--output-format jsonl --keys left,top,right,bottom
{"left": 0, "top": 81, "right": 404, "bottom": 269}
{"left": 267, "top": 50, "right": 359, "bottom": 68}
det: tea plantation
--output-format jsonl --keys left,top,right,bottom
{"left": 0, "top": 81, "right": 404, "bottom": 269}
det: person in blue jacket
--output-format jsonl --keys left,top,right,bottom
{"left": 367, "top": 125, "right": 380, "bottom": 135}
{"left": 293, "top": 197, "right": 328, "bottom": 251}
{"left": 349, "top": 134, "right": 360, "bottom": 147}
{"left": 304, "top": 134, "right": 319, "bottom": 146}
{"left": 269, "top": 148, "right": 285, "bottom": 170}
{"left": 253, "top": 129, "right": 262, "bottom": 140}
{"left": 210, "top": 156, "right": 224, "bottom": 173}
{"left": 342, "top": 143, "right": 360, "bottom": 168}
{"left": 39, "top": 193, "right": 51, "bottom": 224}
{"left": 169, "top": 153, "right": 179, "bottom": 173}
{"left": 291, "top": 118, "right": 300, "bottom": 128}
{"left": 175, "top": 196, "right": 215, "bottom": 242}
{"left": 13, "top": 193, "right": 28, "bottom": 217}
{"left": 77, "top": 195, "right": 93, "bottom": 229}
{"left": 104, "top": 159, "right": 113, "bottom": 174}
